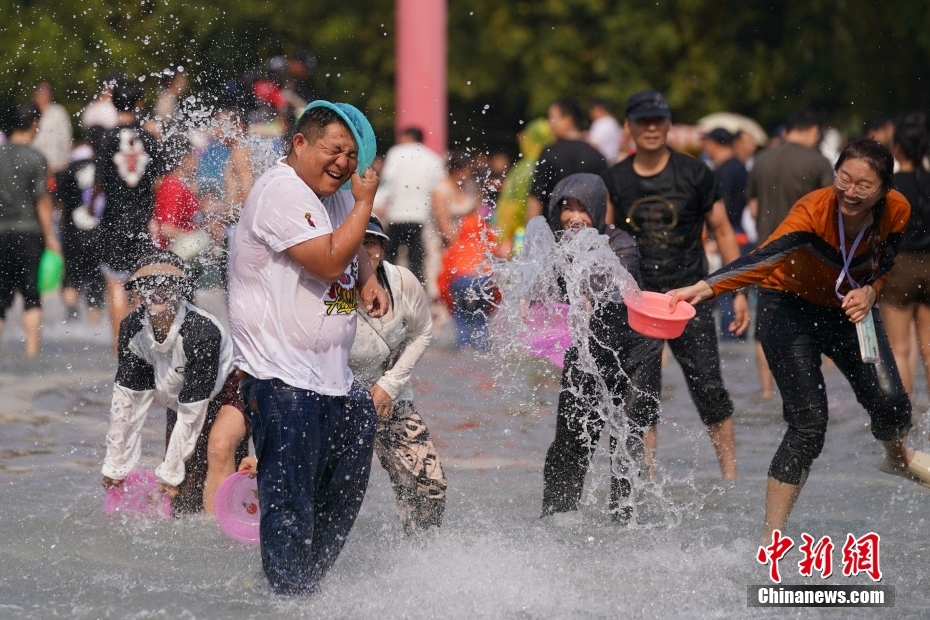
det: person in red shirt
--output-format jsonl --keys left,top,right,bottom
{"left": 153, "top": 136, "right": 200, "bottom": 252}
{"left": 437, "top": 203, "right": 501, "bottom": 349}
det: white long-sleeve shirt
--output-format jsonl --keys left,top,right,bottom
{"left": 102, "top": 301, "right": 233, "bottom": 486}
{"left": 372, "top": 142, "right": 445, "bottom": 224}
{"left": 348, "top": 262, "right": 431, "bottom": 402}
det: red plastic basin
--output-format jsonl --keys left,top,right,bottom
{"left": 625, "top": 291, "right": 696, "bottom": 339}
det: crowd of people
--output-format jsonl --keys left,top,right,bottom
{"left": 4, "top": 66, "right": 930, "bottom": 595}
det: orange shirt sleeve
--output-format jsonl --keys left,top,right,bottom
{"left": 705, "top": 197, "right": 818, "bottom": 297}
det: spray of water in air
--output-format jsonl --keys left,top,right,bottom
{"left": 490, "top": 216, "right": 700, "bottom": 528}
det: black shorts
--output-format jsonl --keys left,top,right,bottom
{"left": 0, "top": 231, "right": 43, "bottom": 318}
{"left": 62, "top": 229, "right": 105, "bottom": 307}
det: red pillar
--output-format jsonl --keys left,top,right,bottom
{"left": 395, "top": 0, "right": 447, "bottom": 155}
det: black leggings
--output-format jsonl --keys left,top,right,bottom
{"left": 665, "top": 300, "right": 734, "bottom": 426}
{"left": 758, "top": 290, "right": 911, "bottom": 485}
{"left": 542, "top": 336, "right": 662, "bottom": 515}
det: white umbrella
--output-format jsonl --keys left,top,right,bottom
{"left": 697, "top": 112, "right": 768, "bottom": 147}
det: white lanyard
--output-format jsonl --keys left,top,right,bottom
{"left": 835, "top": 208, "right": 868, "bottom": 300}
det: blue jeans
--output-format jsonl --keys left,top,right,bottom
{"left": 240, "top": 377, "right": 376, "bottom": 595}
{"left": 450, "top": 275, "right": 493, "bottom": 349}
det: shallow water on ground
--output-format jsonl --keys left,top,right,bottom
{"left": 0, "top": 293, "right": 928, "bottom": 618}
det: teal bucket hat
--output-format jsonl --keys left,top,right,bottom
{"left": 303, "top": 100, "right": 377, "bottom": 189}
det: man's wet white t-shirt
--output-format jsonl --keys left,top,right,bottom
{"left": 229, "top": 158, "right": 359, "bottom": 396}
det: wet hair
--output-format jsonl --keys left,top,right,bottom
{"left": 893, "top": 112, "right": 930, "bottom": 198}
{"left": 448, "top": 149, "right": 471, "bottom": 172}
{"left": 863, "top": 114, "right": 892, "bottom": 135}
{"left": 374, "top": 252, "right": 394, "bottom": 311}
{"left": 401, "top": 127, "right": 424, "bottom": 143}
{"left": 11, "top": 102, "right": 40, "bottom": 131}
{"left": 283, "top": 106, "right": 353, "bottom": 156}
{"left": 160, "top": 67, "right": 185, "bottom": 88}
{"left": 834, "top": 138, "right": 895, "bottom": 279}
{"left": 551, "top": 97, "right": 585, "bottom": 130}
{"left": 364, "top": 215, "right": 395, "bottom": 310}
{"left": 785, "top": 108, "right": 822, "bottom": 133}
{"left": 589, "top": 97, "right": 614, "bottom": 114}
{"left": 113, "top": 79, "right": 145, "bottom": 112}
{"left": 214, "top": 84, "right": 248, "bottom": 119}
{"left": 102, "top": 72, "right": 124, "bottom": 90}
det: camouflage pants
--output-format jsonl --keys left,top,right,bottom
{"left": 375, "top": 400, "right": 447, "bottom": 534}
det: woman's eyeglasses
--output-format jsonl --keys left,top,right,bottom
{"left": 835, "top": 174, "right": 881, "bottom": 200}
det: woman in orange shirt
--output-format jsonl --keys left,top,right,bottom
{"left": 670, "top": 139, "right": 930, "bottom": 539}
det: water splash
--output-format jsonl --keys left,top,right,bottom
{"left": 491, "top": 216, "right": 695, "bottom": 527}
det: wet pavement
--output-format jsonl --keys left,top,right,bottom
{"left": 0, "top": 292, "right": 928, "bottom": 618}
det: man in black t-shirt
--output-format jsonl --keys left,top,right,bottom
{"left": 54, "top": 139, "right": 105, "bottom": 324}
{"left": 602, "top": 90, "right": 748, "bottom": 480}
{"left": 702, "top": 128, "right": 750, "bottom": 342}
{"left": 94, "top": 77, "right": 165, "bottom": 349}
{"left": 526, "top": 98, "right": 606, "bottom": 221}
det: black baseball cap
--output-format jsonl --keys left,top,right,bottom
{"left": 705, "top": 128, "right": 734, "bottom": 145}
{"left": 625, "top": 90, "right": 671, "bottom": 121}
{"left": 365, "top": 215, "right": 390, "bottom": 241}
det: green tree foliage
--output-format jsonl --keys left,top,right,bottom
{"left": 0, "top": 0, "right": 395, "bottom": 132}
{"left": 3, "top": 0, "right": 929, "bottom": 147}
{"left": 449, "top": 0, "right": 930, "bottom": 138}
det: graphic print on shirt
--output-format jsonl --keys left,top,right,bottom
{"left": 324, "top": 257, "right": 359, "bottom": 315}
{"left": 624, "top": 195, "right": 683, "bottom": 246}
{"left": 74, "top": 162, "right": 102, "bottom": 230}
{"left": 112, "top": 128, "right": 151, "bottom": 188}
{"left": 304, "top": 212, "right": 316, "bottom": 228}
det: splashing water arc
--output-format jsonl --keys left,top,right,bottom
{"left": 491, "top": 216, "right": 692, "bottom": 528}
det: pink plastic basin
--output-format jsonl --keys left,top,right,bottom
{"left": 103, "top": 469, "right": 171, "bottom": 519}
{"left": 214, "top": 470, "right": 260, "bottom": 546}
{"left": 625, "top": 291, "right": 696, "bottom": 339}
{"left": 523, "top": 303, "right": 571, "bottom": 368}
{"left": 528, "top": 329, "right": 573, "bottom": 368}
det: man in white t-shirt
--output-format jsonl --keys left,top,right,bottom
{"left": 81, "top": 74, "right": 120, "bottom": 131}
{"left": 587, "top": 98, "right": 623, "bottom": 164}
{"left": 372, "top": 127, "right": 445, "bottom": 283}
{"left": 32, "top": 81, "right": 73, "bottom": 174}
{"left": 229, "top": 101, "right": 387, "bottom": 595}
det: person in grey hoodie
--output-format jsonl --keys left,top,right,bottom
{"left": 540, "top": 173, "right": 663, "bottom": 523}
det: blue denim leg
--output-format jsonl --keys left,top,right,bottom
{"left": 450, "top": 276, "right": 492, "bottom": 350}
{"left": 241, "top": 377, "right": 376, "bottom": 595}
{"left": 450, "top": 277, "right": 474, "bottom": 348}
